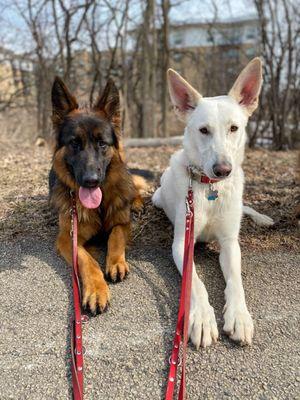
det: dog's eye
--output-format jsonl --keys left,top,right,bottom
{"left": 97, "top": 140, "right": 107, "bottom": 149}
{"left": 199, "top": 127, "right": 209, "bottom": 135}
{"left": 230, "top": 125, "right": 238, "bottom": 132}
{"left": 70, "top": 139, "right": 81, "bottom": 150}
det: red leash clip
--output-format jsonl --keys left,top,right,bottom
{"left": 165, "top": 181, "right": 195, "bottom": 400}
{"left": 70, "top": 193, "right": 88, "bottom": 400}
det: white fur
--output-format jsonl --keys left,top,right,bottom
{"left": 243, "top": 205, "right": 274, "bottom": 226}
{"left": 152, "top": 59, "right": 268, "bottom": 348}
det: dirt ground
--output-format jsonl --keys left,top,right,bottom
{"left": 0, "top": 135, "right": 299, "bottom": 251}
{"left": 0, "top": 134, "right": 299, "bottom": 400}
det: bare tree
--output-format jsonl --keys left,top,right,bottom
{"left": 13, "top": 0, "right": 54, "bottom": 138}
{"left": 1, "top": 0, "right": 298, "bottom": 146}
{"left": 141, "top": 0, "right": 157, "bottom": 137}
{"left": 51, "top": 0, "right": 94, "bottom": 85}
{"left": 12, "top": 0, "right": 94, "bottom": 137}
{"left": 160, "top": 0, "right": 170, "bottom": 137}
{"left": 254, "top": 0, "right": 300, "bottom": 149}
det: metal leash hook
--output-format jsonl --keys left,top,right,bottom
{"left": 187, "top": 166, "right": 193, "bottom": 189}
{"left": 169, "top": 355, "right": 182, "bottom": 367}
{"left": 185, "top": 198, "right": 191, "bottom": 216}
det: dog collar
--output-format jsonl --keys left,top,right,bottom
{"left": 187, "top": 165, "right": 219, "bottom": 200}
{"left": 187, "top": 165, "right": 219, "bottom": 184}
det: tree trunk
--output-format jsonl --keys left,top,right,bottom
{"left": 141, "top": 0, "right": 156, "bottom": 138}
{"left": 160, "top": 0, "right": 170, "bottom": 137}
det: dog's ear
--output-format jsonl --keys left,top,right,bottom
{"left": 94, "top": 78, "right": 120, "bottom": 123}
{"left": 229, "top": 58, "right": 263, "bottom": 116}
{"left": 167, "top": 69, "right": 201, "bottom": 120}
{"left": 51, "top": 77, "right": 78, "bottom": 125}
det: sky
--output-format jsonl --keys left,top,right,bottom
{"left": 170, "top": 0, "right": 256, "bottom": 24}
{"left": 0, "top": 0, "right": 257, "bottom": 53}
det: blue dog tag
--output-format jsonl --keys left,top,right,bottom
{"left": 207, "top": 184, "right": 218, "bottom": 201}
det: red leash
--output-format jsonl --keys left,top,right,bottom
{"left": 69, "top": 169, "right": 211, "bottom": 399}
{"left": 70, "top": 193, "right": 87, "bottom": 400}
{"left": 165, "top": 182, "right": 194, "bottom": 400}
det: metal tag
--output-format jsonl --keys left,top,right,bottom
{"left": 207, "top": 184, "right": 218, "bottom": 201}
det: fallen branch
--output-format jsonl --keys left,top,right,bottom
{"left": 124, "top": 135, "right": 183, "bottom": 147}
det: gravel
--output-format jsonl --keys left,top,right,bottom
{"left": 0, "top": 237, "right": 299, "bottom": 399}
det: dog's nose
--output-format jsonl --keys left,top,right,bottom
{"left": 82, "top": 173, "right": 100, "bottom": 188}
{"left": 213, "top": 162, "right": 232, "bottom": 178}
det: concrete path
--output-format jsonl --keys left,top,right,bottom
{"left": 0, "top": 237, "right": 299, "bottom": 399}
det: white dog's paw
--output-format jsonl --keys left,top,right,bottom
{"left": 189, "top": 302, "right": 219, "bottom": 349}
{"left": 223, "top": 305, "right": 254, "bottom": 345}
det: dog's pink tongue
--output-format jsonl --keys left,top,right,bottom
{"left": 79, "top": 187, "right": 102, "bottom": 209}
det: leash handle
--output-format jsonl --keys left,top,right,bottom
{"left": 165, "top": 188, "right": 194, "bottom": 400}
{"left": 70, "top": 194, "right": 84, "bottom": 400}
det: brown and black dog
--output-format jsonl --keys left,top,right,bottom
{"left": 49, "top": 77, "right": 144, "bottom": 313}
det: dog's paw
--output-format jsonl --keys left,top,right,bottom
{"left": 82, "top": 274, "right": 110, "bottom": 314}
{"left": 223, "top": 305, "right": 254, "bottom": 345}
{"left": 106, "top": 260, "right": 129, "bottom": 282}
{"left": 189, "top": 302, "right": 219, "bottom": 349}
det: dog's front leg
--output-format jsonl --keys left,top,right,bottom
{"left": 219, "top": 238, "right": 254, "bottom": 345}
{"left": 106, "top": 224, "right": 130, "bottom": 282}
{"left": 172, "top": 215, "right": 218, "bottom": 348}
{"left": 56, "top": 218, "right": 110, "bottom": 314}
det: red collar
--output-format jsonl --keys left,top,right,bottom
{"left": 199, "top": 174, "right": 219, "bottom": 184}
{"left": 187, "top": 166, "right": 219, "bottom": 185}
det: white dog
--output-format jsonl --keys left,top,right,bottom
{"left": 152, "top": 58, "right": 273, "bottom": 348}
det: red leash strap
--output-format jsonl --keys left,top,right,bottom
{"left": 70, "top": 193, "right": 86, "bottom": 400}
{"left": 165, "top": 185, "right": 194, "bottom": 400}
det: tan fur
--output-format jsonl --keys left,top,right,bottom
{"left": 50, "top": 77, "right": 145, "bottom": 313}
{"left": 131, "top": 175, "right": 148, "bottom": 212}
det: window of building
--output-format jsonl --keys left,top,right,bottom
{"left": 226, "top": 48, "right": 239, "bottom": 59}
{"left": 246, "top": 27, "right": 257, "bottom": 40}
{"left": 206, "top": 31, "right": 215, "bottom": 43}
{"left": 218, "top": 27, "right": 241, "bottom": 45}
{"left": 173, "top": 31, "right": 183, "bottom": 46}
{"left": 228, "top": 29, "right": 241, "bottom": 45}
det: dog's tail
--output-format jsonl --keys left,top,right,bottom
{"left": 152, "top": 187, "right": 162, "bottom": 208}
{"left": 243, "top": 205, "right": 274, "bottom": 227}
{"left": 130, "top": 169, "right": 153, "bottom": 212}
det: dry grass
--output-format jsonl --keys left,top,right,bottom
{"left": 127, "top": 146, "right": 300, "bottom": 252}
{"left": 0, "top": 133, "right": 299, "bottom": 253}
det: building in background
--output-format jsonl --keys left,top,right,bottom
{"left": 0, "top": 46, "right": 35, "bottom": 109}
{"left": 168, "top": 15, "right": 260, "bottom": 97}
